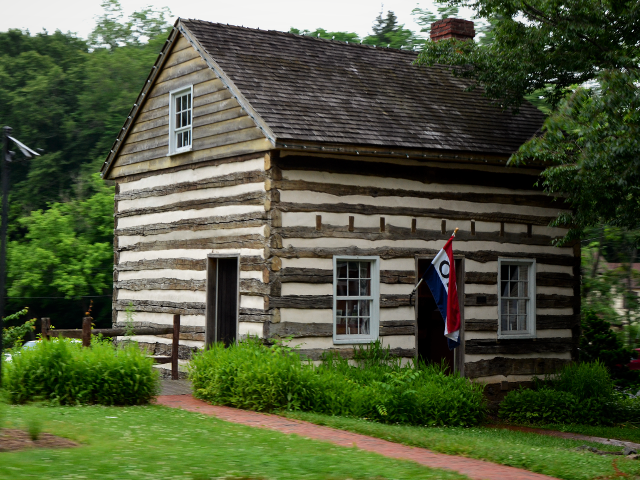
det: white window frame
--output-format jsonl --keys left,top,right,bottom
{"left": 168, "top": 85, "right": 193, "bottom": 155}
{"left": 497, "top": 257, "right": 537, "bottom": 339}
{"left": 333, "top": 255, "right": 380, "bottom": 344}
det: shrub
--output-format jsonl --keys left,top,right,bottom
{"left": 580, "top": 309, "right": 640, "bottom": 388}
{"left": 500, "top": 361, "right": 640, "bottom": 426}
{"left": 190, "top": 338, "right": 486, "bottom": 427}
{"left": 2, "top": 338, "right": 159, "bottom": 405}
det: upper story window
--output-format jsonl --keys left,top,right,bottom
{"left": 498, "top": 258, "right": 536, "bottom": 339}
{"left": 169, "top": 86, "right": 193, "bottom": 155}
{"left": 333, "top": 256, "right": 380, "bottom": 344}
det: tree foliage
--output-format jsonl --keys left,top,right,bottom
{"left": 0, "top": 1, "right": 171, "bottom": 325}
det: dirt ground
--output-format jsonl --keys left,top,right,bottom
{"left": 0, "top": 429, "right": 78, "bottom": 452}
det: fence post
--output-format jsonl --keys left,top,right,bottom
{"left": 82, "top": 317, "right": 92, "bottom": 347}
{"left": 41, "top": 317, "right": 50, "bottom": 340}
{"left": 172, "top": 314, "right": 180, "bottom": 380}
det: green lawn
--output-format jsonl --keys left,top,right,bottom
{"left": 534, "top": 423, "right": 640, "bottom": 444}
{"left": 283, "top": 412, "right": 640, "bottom": 480}
{"left": 0, "top": 403, "right": 467, "bottom": 480}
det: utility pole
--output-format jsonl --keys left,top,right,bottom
{"left": 0, "top": 126, "right": 10, "bottom": 385}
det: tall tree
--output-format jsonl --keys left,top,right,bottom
{"left": 415, "top": 0, "right": 640, "bottom": 241}
{"left": 362, "top": 9, "right": 423, "bottom": 49}
{"left": 288, "top": 28, "right": 360, "bottom": 43}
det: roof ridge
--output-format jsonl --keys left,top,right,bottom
{"left": 180, "top": 18, "right": 419, "bottom": 56}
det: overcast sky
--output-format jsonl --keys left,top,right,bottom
{"left": 1, "top": 0, "right": 468, "bottom": 40}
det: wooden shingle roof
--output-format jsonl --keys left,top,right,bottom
{"left": 181, "top": 19, "right": 544, "bottom": 155}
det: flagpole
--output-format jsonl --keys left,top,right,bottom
{"left": 0, "top": 126, "right": 10, "bottom": 386}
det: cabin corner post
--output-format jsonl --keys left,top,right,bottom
{"left": 264, "top": 150, "right": 282, "bottom": 341}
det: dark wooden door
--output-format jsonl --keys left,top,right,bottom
{"left": 215, "top": 257, "right": 238, "bottom": 347}
{"left": 417, "top": 258, "right": 455, "bottom": 371}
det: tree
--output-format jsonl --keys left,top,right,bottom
{"left": 415, "top": 0, "right": 640, "bottom": 240}
{"left": 362, "top": 9, "right": 423, "bottom": 49}
{"left": 288, "top": 28, "right": 360, "bottom": 43}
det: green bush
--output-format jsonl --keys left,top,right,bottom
{"left": 189, "top": 338, "right": 486, "bottom": 427}
{"left": 2, "top": 338, "right": 159, "bottom": 405}
{"left": 500, "top": 361, "right": 639, "bottom": 426}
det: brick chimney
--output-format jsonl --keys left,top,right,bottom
{"left": 430, "top": 18, "right": 475, "bottom": 42}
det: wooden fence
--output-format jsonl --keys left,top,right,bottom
{"left": 41, "top": 315, "right": 181, "bottom": 380}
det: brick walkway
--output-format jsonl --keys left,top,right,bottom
{"left": 156, "top": 395, "right": 558, "bottom": 480}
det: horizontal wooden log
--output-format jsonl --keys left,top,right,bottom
{"left": 114, "top": 321, "right": 204, "bottom": 334}
{"left": 50, "top": 327, "right": 175, "bottom": 338}
{"left": 116, "top": 256, "right": 265, "bottom": 272}
{"left": 464, "top": 293, "right": 574, "bottom": 308}
{"left": 117, "top": 191, "right": 266, "bottom": 218}
{"left": 465, "top": 271, "right": 574, "bottom": 288}
{"left": 465, "top": 337, "right": 573, "bottom": 355}
{"left": 296, "top": 347, "right": 415, "bottom": 361}
{"left": 465, "top": 314, "right": 579, "bottom": 331}
{"left": 276, "top": 246, "right": 578, "bottom": 266}
{"left": 277, "top": 155, "right": 543, "bottom": 192}
{"left": 117, "top": 279, "right": 206, "bottom": 291}
{"left": 279, "top": 268, "right": 415, "bottom": 285}
{"left": 263, "top": 320, "right": 414, "bottom": 338}
{"left": 115, "top": 299, "right": 205, "bottom": 315}
{"left": 277, "top": 202, "right": 557, "bottom": 227}
{"left": 116, "top": 152, "right": 266, "bottom": 184}
{"left": 152, "top": 356, "right": 173, "bottom": 364}
{"left": 277, "top": 225, "right": 559, "bottom": 247}
{"left": 117, "top": 212, "right": 267, "bottom": 237}
{"left": 267, "top": 294, "right": 410, "bottom": 309}
{"left": 272, "top": 178, "right": 562, "bottom": 209}
{"left": 465, "top": 356, "right": 572, "bottom": 378}
{"left": 118, "top": 234, "right": 265, "bottom": 253}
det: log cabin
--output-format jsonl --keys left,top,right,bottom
{"left": 100, "top": 17, "right": 580, "bottom": 392}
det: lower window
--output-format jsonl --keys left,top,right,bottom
{"left": 498, "top": 258, "right": 536, "bottom": 338}
{"left": 333, "top": 256, "right": 379, "bottom": 343}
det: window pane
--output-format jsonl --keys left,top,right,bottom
{"left": 347, "top": 317, "right": 358, "bottom": 334}
{"left": 187, "top": 93, "right": 191, "bottom": 108}
{"left": 519, "top": 265, "right": 529, "bottom": 281}
{"left": 359, "top": 279, "right": 370, "bottom": 296}
{"left": 336, "top": 317, "right": 346, "bottom": 335}
{"left": 176, "top": 96, "right": 181, "bottom": 111}
{"left": 501, "top": 281, "right": 509, "bottom": 297}
{"left": 177, "top": 132, "right": 183, "bottom": 148}
{"left": 182, "top": 111, "right": 188, "bottom": 126}
{"left": 509, "top": 300, "right": 518, "bottom": 315}
{"left": 518, "top": 314, "right": 527, "bottom": 331}
{"left": 358, "top": 300, "right": 370, "bottom": 317}
{"left": 501, "top": 264, "right": 509, "bottom": 281}
{"left": 346, "top": 300, "right": 358, "bottom": 317}
{"left": 348, "top": 262, "right": 358, "bottom": 278}
{"left": 337, "top": 279, "right": 347, "bottom": 296}
{"left": 509, "top": 281, "right": 519, "bottom": 297}
{"left": 176, "top": 112, "right": 182, "bottom": 128}
{"left": 510, "top": 265, "right": 519, "bottom": 281}
{"left": 359, "top": 318, "right": 370, "bottom": 335}
{"left": 519, "top": 281, "right": 528, "bottom": 298}
{"left": 359, "top": 262, "right": 370, "bottom": 278}
{"left": 518, "top": 299, "right": 527, "bottom": 315}
{"left": 509, "top": 315, "right": 518, "bottom": 331}
{"left": 337, "top": 262, "right": 347, "bottom": 278}
{"left": 187, "top": 110, "right": 192, "bottom": 126}
{"left": 348, "top": 280, "right": 358, "bottom": 296}
{"left": 185, "top": 131, "right": 191, "bottom": 146}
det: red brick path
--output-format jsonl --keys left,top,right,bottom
{"left": 156, "top": 395, "right": 558, "bottom": 480}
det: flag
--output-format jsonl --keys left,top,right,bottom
{"left": 421, "top": 234, "right": 461, "bottom": 349}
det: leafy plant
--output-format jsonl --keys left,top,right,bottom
{"left": 3, "top": 338, "right": 160, "bottom": 405}
{"left": 124, "top": 301, "right": 136, "bottom": 337}
{"left": 189, "top": 339, "right": 486, "bottom": 427}
{"left": 500, "top": 361, "right": 640, "bottom": 426}
{"left": 2, "top": 308, "right": 36, "bottom": 349}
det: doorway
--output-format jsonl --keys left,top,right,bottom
{"left": 416, "top": 258, "right": 463, "bottom": 373}
{"left": 205, "top": 255, "right": 239, "bottom": 348}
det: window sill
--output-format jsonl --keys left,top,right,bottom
{"left": 333, "top": 336, "right": 379, "bottom": 345}
{"left": 168, "top": 147, "right": 193, "bottom": 157}
{"left": 497, "top": 333, "right": 537, "bottom": 340}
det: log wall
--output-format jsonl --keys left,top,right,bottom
{"left": 260, "top": 151, "right": 579, "bottom": 381}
